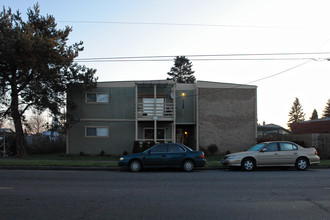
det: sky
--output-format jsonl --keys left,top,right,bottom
{"left": 2, "top": 0, "right": 330, "bottom": 128}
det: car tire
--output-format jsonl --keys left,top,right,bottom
{"left": 129, "top": 160, "right": 142, "bottom": 172}
{"left": 242, "top": 158, "right": 255, "bottom": 171}
{"left": 182, "top": 160, "right": 195, "bottom": 172}
{"left": 295, "top": 157, "right": 309, "bottom": 171}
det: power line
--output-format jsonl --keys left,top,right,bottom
{"left": 58, "top": 20, "right": 330, "bottom": 30}
{"left": 178, "top": 60, "right": 313, "bottom": 98}
{"left": 76, "top": 58, "right": 321, "bottom": 63}
{"left": 244, "top": 60, "right": 312, "bottom": 85}
{"left": 74, "top": 52, "right": 330, "bottom": 62}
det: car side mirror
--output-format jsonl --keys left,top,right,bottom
{"left": 261, "top": 148, "right": 267, "bottom": 152}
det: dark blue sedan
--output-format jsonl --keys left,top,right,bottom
{"left": 118, "top": 143, "right": 206, "bottom": 172}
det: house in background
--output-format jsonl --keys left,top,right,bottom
{"left": 66, "top": 80, "right": 257, "bottom": 155}
{"left": 290, "top": 118, "right": 330, "bottom": 134}
{"left": 289, "top": 118, "right": 330, "bottom": 159}
{"left": 257, "top": 123, "right": 291, "bottom": 141}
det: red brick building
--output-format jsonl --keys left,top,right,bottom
{"left": 291, "top": 118, "right": 330, "bottom": 134}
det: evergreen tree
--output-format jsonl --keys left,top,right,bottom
{"left": 323, "top": 99, "right": 330, "bottom": 118}
{"left": 167, "top": 56, "right": 196, "bottom": 83}
{"left": 0, "top": 4, "right": 97, "bottom": 155}
{"left": 310, "top": 109, "right": 318, "bottom": 120}
{"left": 287, "top": 97, "right": 305, "bottom": 127}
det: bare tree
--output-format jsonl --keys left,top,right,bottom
{"left": 27, "top": 114, "right": 47, "bottom": 135}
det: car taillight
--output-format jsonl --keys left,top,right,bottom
{"left": 200, "top": 154, "right": 205, "bottom": 158}
{"left": 315, "top": 150, "right": 318, "bottom": 155}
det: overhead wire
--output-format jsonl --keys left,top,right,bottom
{"left": 58, "top": 20, "right": 330, "bottom": 30}
{"left": 63, "top": 19, "right": 330, "bottom": 98}
{"left": 74, "top": 52, "right": 330, "bottom": 62}
{"left": 182, "top": 37, "right": 330, "bottom": 98}
{"left": 178, "top": 60, "right": 314, "bottom": 98}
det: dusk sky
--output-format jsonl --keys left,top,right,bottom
{"left": 2, "top": 0, "right": 330, "bottom": 128}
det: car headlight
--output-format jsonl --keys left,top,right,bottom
{"left": 119, "top": 157, "right": 125, "bottom": 161}
{"left": 227, "top": 155, "right": 236, "bottom": 160}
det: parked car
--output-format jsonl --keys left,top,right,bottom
{"left": 118, "top": 143, "right": 206, "bottom": 172}
{"left": 222, "top": 141, "right": 320, "bottom": 171}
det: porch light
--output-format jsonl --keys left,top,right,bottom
{"left": 181, "top": 92, "right": 186, "bottom": 97}
{"left": 184, "top": 131, "right": 188, "bottom": 135}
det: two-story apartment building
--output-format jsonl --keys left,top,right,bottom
{"left": 66, "top": 80, "right": 257, "bottom": 155}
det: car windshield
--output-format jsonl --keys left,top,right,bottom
{"left": 143, "top": 146, "right": 154, "bottom": 153}
{"left": 246, "top": 143, "right": 266, "bottom": 151}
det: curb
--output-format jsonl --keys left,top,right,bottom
{"left": 0, "top": 165, "right": 328, "bottom": 171}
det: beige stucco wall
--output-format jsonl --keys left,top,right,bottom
{"left": 198, "top": 87, "right": 257, "bottom": 154}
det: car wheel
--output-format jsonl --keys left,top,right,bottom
{"left": 296, "top": 158, "right": 308, "bottom": 171}
{"left": 242, "top": 158, "right": 255, "bottom": 171}
{"left": 129, "top": 160, "right": 142, "bottom": 172}
{"left": 182, "top": 160, "right": 195, "bottom": 172}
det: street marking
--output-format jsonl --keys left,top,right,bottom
{"left": 0, "top": 187, "right": 14, "bottom": 190}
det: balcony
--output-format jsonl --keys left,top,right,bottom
{"left": 137, "top": 102, "right": 174, "bottom": 120}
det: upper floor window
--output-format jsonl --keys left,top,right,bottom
{"left": 86, "top": 93, "right": 108, "bottom": 103}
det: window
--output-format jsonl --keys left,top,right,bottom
{"left": 144, "top": 128, "right": 165, "bottom": 140}
{"left": 264, "top": 143, "right": 278, "bottom": 152}
{"left": 150, "top": 144, "right": 168, "bottom": 154}
{"left": 280, "top": 143, "right": 298, "bottom": 151}
{"left": 168, "top": 144, "right": 185, "bottom": 153}
{"left": 86, "top": 93, "right": 108, "bottom": 103}
{"left": 86, "top": 127, "right": 108, "bottom": 137}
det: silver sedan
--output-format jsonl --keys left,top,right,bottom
{"left": 222, "top": 141, "right": 320, "bottom": 171}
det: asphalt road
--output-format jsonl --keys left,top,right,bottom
{"left": 0, "top": 169, "right": 329, "bottom": 220}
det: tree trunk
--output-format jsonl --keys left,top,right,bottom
{"left": 11, "top": 84, "right": 27, "bottom": 156}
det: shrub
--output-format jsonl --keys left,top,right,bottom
{"left": 0, "top": 133, "right": 17, "bottom": 156}
{"left": 100, "top": 150, "right": 105, "bottom": 156}
{"left": 149, "top": 141, "right": 156, "bottom": 148}
{"left": 132, "top": 141, "right": 141, "bottom": 153}
{"left": 200, "top": 147, "right": 207, "bottom": 154}
{"left": 26, "top": 137, "right": 66, "bottom": 154}
{"left": 207, "top": 144, "right": 218, "bottom": 155}
{"left": 142, "top": 141, "right": 149, "bottom": 152}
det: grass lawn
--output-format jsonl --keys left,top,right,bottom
{"left": 0, "top": 153, "right": 119, "bottom": 167}
{"left": 0, "top": 153, "right": 329, "bottom": 168}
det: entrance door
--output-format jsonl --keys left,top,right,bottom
{"left": 176, "top": 125, "right": 195, "bottom": 149}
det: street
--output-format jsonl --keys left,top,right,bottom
{"left": 0, "top": 169, "right": 329, "bottom": 220}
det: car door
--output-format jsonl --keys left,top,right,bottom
{"left": 166, "top": 144, "right": 186, "bottom": 167}
{"left": 257, "top": 143, "right": 281, "bottom": 165}
{"left": 143, "top": 144, "right": 168, "bottom": 167}
{"left": 278, "top": 142, "right": 299, "bottom": 165}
